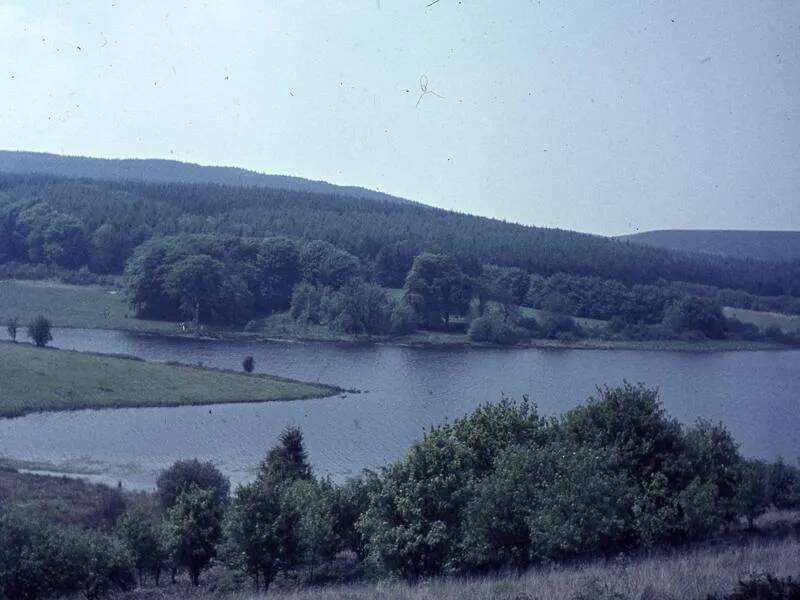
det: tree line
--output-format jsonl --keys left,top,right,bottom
{"left": 2, "top": 384, "right": 799, "bottom": 598}
{"left": 2, "top": 172, "right": 800, "bottom": 298}
{"left": 119, "top": 236, "right": 799, "bottom": 346}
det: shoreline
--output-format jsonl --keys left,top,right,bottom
{"left": 37, "top": 323, "right": 794, "bottom": 353}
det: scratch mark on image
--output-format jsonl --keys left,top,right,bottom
{"left": 416, "top": 75, "right": 445, "bottom": 108}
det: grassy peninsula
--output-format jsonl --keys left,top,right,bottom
{"left": 0, "top": 341, "right": 338, "bottom": 418}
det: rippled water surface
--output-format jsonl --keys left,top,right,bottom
{"left": 1, "top": 328, "right": 798, "bottom": 489}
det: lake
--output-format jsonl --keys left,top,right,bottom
{"left": 0, "top": 328, "right": 798, "bottom": 489}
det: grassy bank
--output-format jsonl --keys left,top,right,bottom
{"left": 0, "top": 341, "right": 338, "bottom": 418}
{"left": 0, "top": 279, "right": 175, "bottom": 332}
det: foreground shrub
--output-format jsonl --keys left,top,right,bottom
{"left": 156, "top": 459, "right": 230, "bottom": 510}
{"left": 709, "top": 574, "right": 800, "bottom": 600}
{"left": 0, "top": 510, "right": 135, "bottom": 600}
{"left": 358, "top": 384, "right": 753, "bottom": 579}
{"left": 162, "top": 486, "right": 224, "bottom": 586}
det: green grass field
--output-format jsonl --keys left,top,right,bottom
{"left": 0, "top": 341, "right": 338, "bottom": 418}
{"left": 723, "top": 306, "right": 800, "bottom": 333}
{"left": 0, "top": 279, "right": 175, "bottom": 332}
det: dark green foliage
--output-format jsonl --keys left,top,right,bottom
{"left": 27, "top": 315, "right": 52, "bottom": 347}
{"left": 663, "top": 296, "right": 727, "bottom": 339}
{"left": 90, "top": 223, "right": 129, "bottom": 274}
{"left": 124, "top": 235, "right": 302, "bottom": 324}
{"left": 389, "top": 299, "right": 418, "bottom": 334}
{"left": 373, "top": 240, "right": 415, "bottom": 287}
{"left": 468, "top": 314, "right": 527, "bottom": 345}
{"left": 527, "top": 272, "right": 670, "bottom": 323}
{"left": 70, "top": 528, "right": 137, "bottom": 600}
{"left": 0, "top": 510, "right": 135, "bottom": 600}
{"left": 320, "top": 281, "right": 393, "bottom": 335}
{"left": 2, "top": 173, "right": 800, "bottom": 302}
{"left": 255, "top": 236, "right": 302, "bottom": 312}
{"left": 356, "top": 399, "right": 545, "bottom": 577}
{"left": 334, "top": 472, "right": 380, "bottom": 560}
{"left": 300, "top": 240, "right": 360, "bottom": 288}
{"left": 708, "top": 574, "right": 800, "bottom": 600}
{"left": 156, "top": 459, "right": 230, "bottom": 510}
{"left": 359, "top": 384, "right": 756, "bottom": 580}
{"left": 162, "top": 485, "right": 224, "bottom": 586}
{"left": 735, "top": 459, "right": 771, "bottom": 529}
{"left": 116, "top": 507, "right": 167, "bottom": 585}
{"left": 287, "top": 478, "right": 341, "bottom": 577}
{"left": 2, "top": 202, "right": 91, "bottom": 269}
{"left": 163, "top": 254, "right": 227, "bottom": 327}
{"left": 223, "top": 428, "right": 314, "bottom": 590}
{"left": 684, "top": 420, "right": 743, "bottom": 523}
{"left": 725, "top": 318, "right": 762, "bottom": 341}
{"left": 404, "top": 253, "right": 471, "bottom": 330}
{"left": 291, "top": 280, "right": 395, "bottom": 335}
{"left": 767, "top": 459, "right": 800, "bottom": 509}
{"left": 223, "top": 477, "right": 300, "bottom": 592}
{"left": 481, "top": 265, "right": 530, "bottom": 315}
{"left": 540, "top": 314, "right": 584, "bottom": 340}
{"left": 259, "top": 426, "right": 313, "bottom": 487}
{"left": 290, "top": 282, "right": 322, "bottom": 323}
{"left": 242, "top": 355, "right": 255, "bottom": 373}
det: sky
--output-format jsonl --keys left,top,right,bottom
{"left": 0, "top": 1, "right": 798, "bottom": 236}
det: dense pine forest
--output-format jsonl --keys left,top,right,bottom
{"left": 1, "top": 172, "right": 799, "bottom": 297}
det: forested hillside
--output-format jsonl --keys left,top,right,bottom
{"left": 2, "top": 172, "right": 799, "bottom": 298}
{"left": 0, "top": 150, "right": 411, "bottom": 205}
{"left": 620, "top": 229, "right": 800, "bottom": 262}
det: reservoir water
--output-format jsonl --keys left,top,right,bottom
{"left": 1, "top": 328, "right": 798, "bottom": 489}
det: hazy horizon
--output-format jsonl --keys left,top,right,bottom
{"left": 1, "top": 1, "right": 799, "bottom": 236}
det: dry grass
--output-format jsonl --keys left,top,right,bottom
{"left": 258, "top": 540, "right": 799, "bottom": 600}
{"left": 131, "top": 536, "right": 800, "bottom": 600}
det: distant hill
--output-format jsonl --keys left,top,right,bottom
{"left": 0, "top": 150, "right": 413, "bottom": 205}
{"left": 619, "top": 230, "right": 800, "bottom": 262}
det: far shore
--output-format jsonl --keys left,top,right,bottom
{"left": 1, "top": 278, "right": 795, "bottom": 353}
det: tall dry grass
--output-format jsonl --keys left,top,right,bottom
{"left": 166, "top": 536, "right": 797, "bottom": 600}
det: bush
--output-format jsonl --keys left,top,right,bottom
{"left": 27, "top": 315, "right": 52, "bottom": 347}
{"left": 541, "top": 314, "right": 582, "bottom": 339}
{"left": 116, "top": 507, "right": 167, "bottom": 585}
{"left": 0, "top": 511, "right": 135, "bottom": 600}
{"left": 709, "top": 574, "right": 800, "bottom": 600}
{"left": 163, "top": 486, "right": 224, "bottom": 586}
{"left": 517, "top": 315, "right": 541, "bottom": 335}
{"left": 242, "top": 356, "right": 255, "bottom": 373}
{"left": 663, "top": 296, "right": 726, "bottom": 339}
{"left": 468, "top": 315, "right": 526, "bottom": 346}
{"left": 156, "top": 459, "right": 230, "bottom": 510}
{"left": 725, "top": 318, "right": 761, "bottom": 341}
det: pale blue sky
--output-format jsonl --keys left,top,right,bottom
{"left": 1, "top": 1, "right": 798, "bottom": 235}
